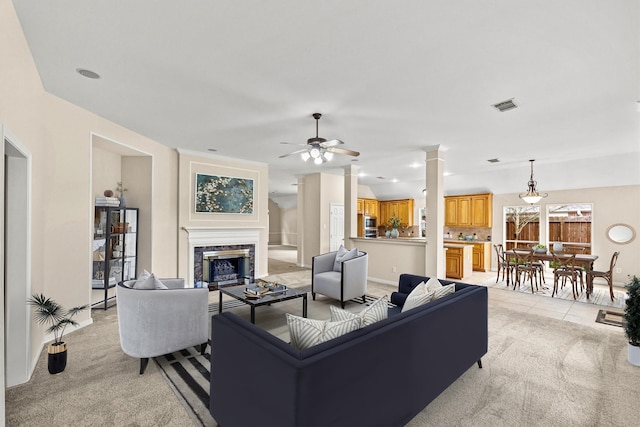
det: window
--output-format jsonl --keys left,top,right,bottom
{"left": 504, "top": 206, "right": 541, "bottom": 251}
{"left": 547, "top": 204, "right": 592, "bottom": 254}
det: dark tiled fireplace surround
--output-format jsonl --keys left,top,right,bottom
{"left": 194, "top": 244, "right": 255, "bottom": 290}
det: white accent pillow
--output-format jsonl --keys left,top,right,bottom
{"left": 401, "top": 281, "right": 435, "bottom": 313}
{"left": 133, "top": 273, "right": 168, "bottom": 290}
{"left": 330, "top": 296, "right": 388, "bottom": 326}
{"left": 334, "top": 248, "right": 359, "bottom": 272}
{"left": 425, "top": 277, "right": 456, "bottom": 300}
{"left": 286, "top": 313, "right": 362, "bottom": 350}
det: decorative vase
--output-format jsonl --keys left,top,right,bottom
{"left": 628, "top": 343, "right": 640, "bottom": 366}
{"left": 48, "top": 342, "right": 67, "bottom": 374}
{"left": 385, "top": 230, "right": 391, "bottom": 238}
{"left": 553, "top": 242, "right": 563, "bottom": 252}
{"left": 390, "top": 228, "right": 399, "bottom": 238}
{"left": 119, "top": 195, "right": 127, "bottom": 207}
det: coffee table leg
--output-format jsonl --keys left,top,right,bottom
{"left": 219, "top": 291, "right": 223, "bottom": 313}
{"left": 303, "top": 294, "right": 308, "bottom": 318}
{"left": 250, "top": 306, "right": 255, "bottom": 324}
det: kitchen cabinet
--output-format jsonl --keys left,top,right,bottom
{"left": 92, "top": 206, "right": 138, "bottom": 309}
{"left": 444, "top": 193, "right": 492, "bottom": 227}
{"left": 379, "top": 199, "right": 414, "bottom": 227}
{"left": 445, "top": 244, "right": 473, "bottom": 279}
{"left": 358, "top": 198, "right": 378, "bottom": 217}
{"left": 471, "top": 242, "right": 492, "bottom": 272}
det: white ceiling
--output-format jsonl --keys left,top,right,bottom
{"left": 13, "top": 0, "right": 640, "bottom": 201}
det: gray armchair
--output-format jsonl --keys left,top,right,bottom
{"left": 312, "top": 250, "right": 368, "bottom": 308}
{"left": 116, "top": 278, "right": 209, "bottom": 374}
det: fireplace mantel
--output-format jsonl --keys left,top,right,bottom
{"left": 184, "top": 227, "right": 261, "bottom": 286}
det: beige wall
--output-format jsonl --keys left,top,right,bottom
{"left": 0, "top": 0, "right": 180, "bottom": 390}
{"left": 492, "top": 185, "right": 640, "bottom": 286}
{"left": 268, "top": 198, "right": 282, "bottom": 244}
{"left": 177, "top": 150, "right": 269, "bottom": 280}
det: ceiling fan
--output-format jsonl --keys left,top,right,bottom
{"left": 279, "top": 113, "right": 360, "bottom": 165}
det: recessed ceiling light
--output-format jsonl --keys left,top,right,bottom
{"left": 76, "top": 68, "right": 100, "bottom": 79}
{"left": 410, "top": 162, "right": 422, "bottom": 168}
{"left": 391, "top": 178, "right": 398, "bottom": 183}
{"left": 487, "top": 158, "right": 500, "bottom": 163}
{"left": 208, "top": 148, "right": 217, "bottom": 152}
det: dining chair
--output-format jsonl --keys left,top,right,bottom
{"left": 563, "top": 246, "right": 587, "bottom": 286}
{"left": 512, "top": 249, "right": 539, "bottom": 293}
{"left": 494, "top": 244, "right": 515, "bottom": 286}
{"left": 587, "top": 251, "right": 620, "bottom": 301}
{"left": 550, "top": 252, "right": 580, "bottom": 299}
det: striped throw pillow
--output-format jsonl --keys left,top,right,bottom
{"left": 330, "top": 296, "right": 388, "bottom": 326}
{"left": 286, "top": 313, "right": 362, "bottom": 350}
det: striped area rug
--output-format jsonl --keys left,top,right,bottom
{"left": 482, "top": 274, "right": 627, "bottom": 309}
{"left": 154, "top": 346, "right": 215, "bottom": 427}
{"left": 160, "top": 293, "right": 387, "bottom": 427}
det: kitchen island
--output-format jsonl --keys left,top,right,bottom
{"left": 350, "top": 237, "right": 474, "bottom": 284}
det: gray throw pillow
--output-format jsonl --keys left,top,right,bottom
{"left": 334, "top": 247, "right": 359, "bottom": 272}
{"left": 332, "top": 245, "right": 348, "bottom": 271}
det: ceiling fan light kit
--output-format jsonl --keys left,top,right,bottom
{"left": 280, "top": 113, "right": 360, "bottom": 164}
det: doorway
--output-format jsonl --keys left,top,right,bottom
{"left": 3, "top": 127, "right": 32, "bottom": 387}
{"left": 329, "top": 203, "right": 344, "bottom": 251}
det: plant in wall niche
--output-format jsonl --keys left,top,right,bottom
{"left": 117, "top": 181, "right": 128, "bottom": 207}
{"left": 116, "top": 181, "right": 128, "bottom": 197}
{"left": 624, "top": 275, "right": 640, "bottom": 366}
{"left": 27, "top": 294, "right": 87, "bottom": 374}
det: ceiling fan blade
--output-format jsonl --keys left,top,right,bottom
{"left": 280, "top": 141, "right": 307, "bottom": 147}
{"left": 321, "top": 139, "right": 344, "bottom": 147}
{"left": 279, "top": 148, "right": 309, "bottom": 158}
{"left": 327, "top": 147, "right": 360, "bottom": 157}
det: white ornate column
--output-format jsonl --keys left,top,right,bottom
{"left": 425, "top": 146, "right": 445, "bottom": 278}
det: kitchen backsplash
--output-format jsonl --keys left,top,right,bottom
{"left": 444, "top": 227, "right": 492, "bottom": 241}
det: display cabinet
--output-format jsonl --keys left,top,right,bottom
{"left": 92, "top": 206, "right": 138, "bottom": 309}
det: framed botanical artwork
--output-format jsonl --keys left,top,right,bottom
{"left": 195, "top": 173, "right": 254, "bottom": 214}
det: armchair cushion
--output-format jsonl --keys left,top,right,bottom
{"left": 133, "top": 273, "right": 168, "bottom": 290}
{"left": 334, "top": 247, "right": 359, "bottom": 272}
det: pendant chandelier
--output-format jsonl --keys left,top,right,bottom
{"left": 519, "top": 159, "right": 547, "bottom": 204}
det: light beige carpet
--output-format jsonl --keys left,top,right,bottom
{"left": 7, "top": 269, "right": 637, "bottom": 427}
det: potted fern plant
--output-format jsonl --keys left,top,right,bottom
{"left": 27, "top": 294, "right": 87, "bottom": 374}
{"left": 624, "top": 275, "right": 640, "bottom": 366}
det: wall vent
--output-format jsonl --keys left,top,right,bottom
{"left": 492, "top": 98, "right": 517, "bottom": 112}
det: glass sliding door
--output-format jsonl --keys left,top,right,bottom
{"left": 504, "top": 206, "right": 541, "bottom": 251}
{"left": 547, "top": 204, "right": 592, "bottom": 254}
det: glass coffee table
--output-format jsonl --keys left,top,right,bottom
{"left": 217, "top": 283, "right": 307, "bottom": 324}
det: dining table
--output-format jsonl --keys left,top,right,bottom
{"left": 508, "top": 249, "right": 599, "bottom": 298}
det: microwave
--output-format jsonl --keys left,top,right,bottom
{"left": 364, "top": 228, "right": 378, "bottom": 238}
{"left": 364, "top": 216, "right": 377, "bottom": 229}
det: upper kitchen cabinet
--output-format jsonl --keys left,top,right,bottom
{"left": 445, "top": 193, "right": 493, "bottom": 228}
{"left": 379, "top": 199, "right": 414, "bottom": 227}
{"left": 358, "top": 198, "right": 379, "bottom": 217}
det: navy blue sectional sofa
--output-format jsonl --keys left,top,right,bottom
{"left": 210, "top": 274, "right": 488, "bottom": 427}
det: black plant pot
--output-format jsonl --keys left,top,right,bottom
{"left": 48, "top": 342, "right": 67, "bottom": 374}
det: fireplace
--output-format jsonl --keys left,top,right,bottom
{"left": 185, "top": 227, "right": 260, "bottom": 289}
{"left": 203, "top": 249, "right": 250, "bottom": 288}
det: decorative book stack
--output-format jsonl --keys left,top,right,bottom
{"left": 96, "top": 197, "right": 120, "bottom": 207}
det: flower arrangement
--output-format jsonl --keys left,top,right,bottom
{"left": 116, "top": 181, "right": 128, "bottom": 197}
{"left": 388, "top": 215, "right": 402, "bottom": 229}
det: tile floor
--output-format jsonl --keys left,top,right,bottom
{"left": 268, "top": 245, "right": 624, "bottom": 333}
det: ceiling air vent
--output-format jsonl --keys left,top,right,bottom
{"left": 492, "top": 98, "right": 517, "bottom": 112}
